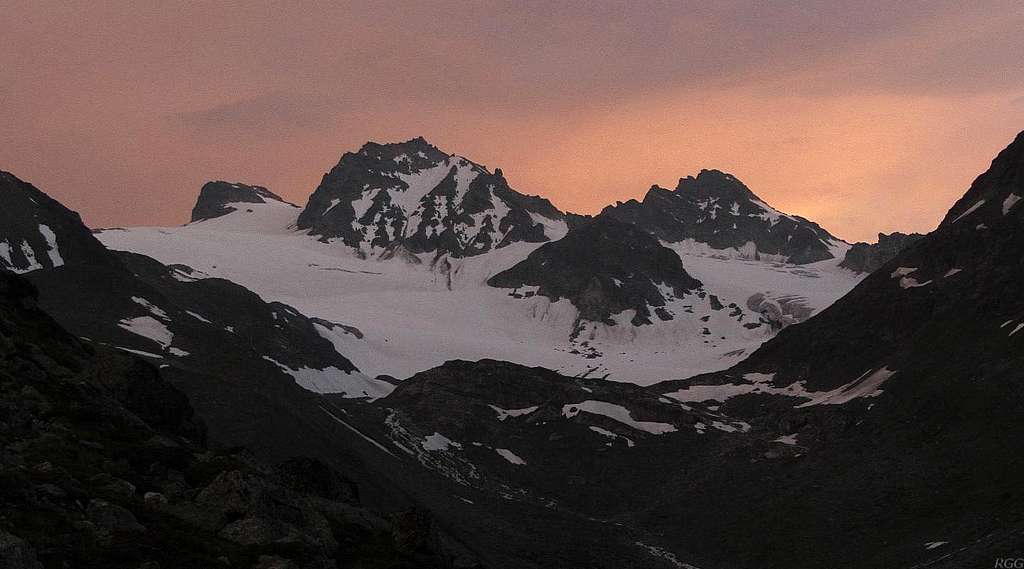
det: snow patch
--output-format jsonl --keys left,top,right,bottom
{"left": 665, "top": 372, "right": 806, "bottom": 403}
{"left": 588, "top": 425, "right": 636, "bottom": 447}
{"left": 38, "top": 224, "right": 64, "bottom": 267}
{"left": 262, "top": 356, "right": 393, "bottom": 399}
{"left": 899, "top": 277, "right": 932, "bottom": 289}
{"left": 773, "top": 434, "right": 798, "bottom": 446}
{"left": 951, "top": 199, "right": 985, "bottom": 223}
{"left": 118, "top": 316, "right": 173, "bottom": 349}
{"left": 488, "top": 405, "right": 539, "bottom": 421}
{"left": 891, "top": 267, "right": 918, "bottom": 278}
{"left": 1003, "top": 194, "right": 1021, "bottom": 215}
{"left": 422, "top": 432, "right": 462, "bottom": 452}
{"left": 495, "top": 448, "right": 526, "bottom": 465}
{"left": 796, "top": 367, "right": 896, "bottom": 407}
{"left": 562, "top": 400, "right": 676, "bottom": 434}
{"left": 114, "top": 346, "right": 164, "bottom": 359}
{"left": 131, "top": 297, "right": 169, "bottom": 320}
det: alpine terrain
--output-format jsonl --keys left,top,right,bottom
{"left": 2, "top": 130, "right": 1022, "bottom": 569}
{"left": 97, "top": 138, "right": 862, "bottom": 383}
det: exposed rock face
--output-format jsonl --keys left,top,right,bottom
{"left": 601, "top": 169, "right": 841, "bottom": 264}
{"left": 190, "top": 181, "right": 291, "bottom": 222}
{"left": 488, "top": 216, "right": 701, "bottom": 325}
{"left": 296, "top": 137, "right": 566, "bottom": 257}
{"left": 839, "top": 232, "right": 925, "bottom": 273}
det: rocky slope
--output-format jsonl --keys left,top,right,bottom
{"left": 296, "top": 138, "right": 567, "bottom": 258}
{"left": 0, "top": 272, "right": 461, "bottom": 569}
{"left": 839, "top": 231, "right": 925, "bottom": 273}
{"left": 602, "top": 169, "right": 843, "bottom": 264}
{"left": 191, "top": 181, "right": 295, "bottom": 223}
{"left": 487, "top": 216, "right": 702, "bottom": 326}
{"left": 0, "top": 171, "right": 394, "bottom": 452}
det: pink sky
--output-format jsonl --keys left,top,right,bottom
{"left": 2, "top": 1, "right": 1023, "bottom": 242}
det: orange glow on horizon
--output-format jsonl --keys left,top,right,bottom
{"left": 1, "top": 2, "right": 1022, "bottom": 243}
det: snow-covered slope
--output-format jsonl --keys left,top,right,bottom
{"left": 0, "top": 171, "right": 392, "bottom": 404}
{"left": 98, "top": 186, "right": 861, "bottom": 384}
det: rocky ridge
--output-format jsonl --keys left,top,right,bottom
{"left": 602, "top": 169, "right": 842, "bottom": 264}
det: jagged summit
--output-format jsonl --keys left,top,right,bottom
{"left": 296, "top": 137, "right": 566, "bottom": 258}
{"left": 601, "top": 169, "right": 841, "bottom": 264}
{"left": 189, "top": 180, "right": 292, "bottom": 223}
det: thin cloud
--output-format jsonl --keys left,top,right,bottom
{"left": 174, "top": 93, "right": 340, "bottom": 139}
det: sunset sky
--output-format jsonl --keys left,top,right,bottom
{"left": 2, "top": 1, "right": 1023, "bottom": 242}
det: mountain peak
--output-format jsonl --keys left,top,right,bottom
{"left": 296, "top": 139, "right": 566, "bottom": 257}
{"left": 602, "top": 170, "right": 840, "bottom": 264}
{"left": 676, "top": 169, "right": 760, "bottom": 203}
{"left": 190, "top": 181, "right": 289, "bottom": 223}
